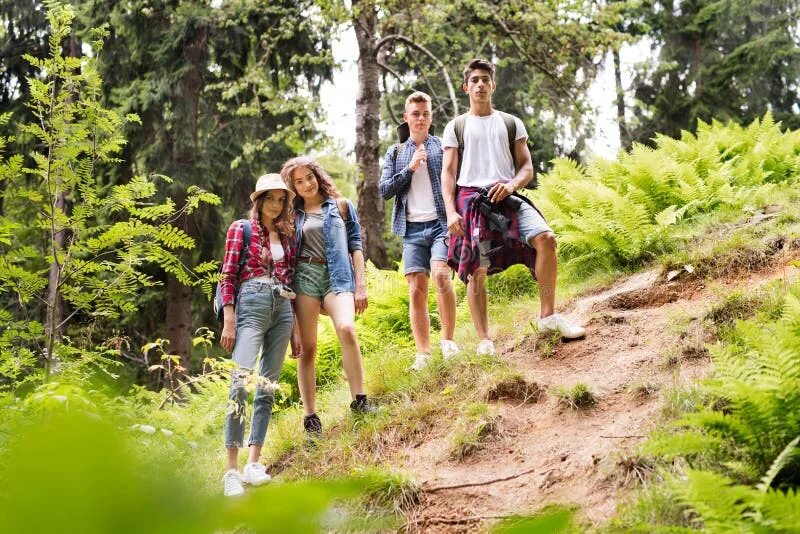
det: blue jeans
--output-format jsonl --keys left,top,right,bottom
{"left": 224, "top": 278, "right": 293, "bottom": 448}
{"left": 402, "top": 220, "right": 449, "bottom": 275}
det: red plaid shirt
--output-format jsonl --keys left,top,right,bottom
{"left": 219, "top": 217, "right": 296, "bottom": 307}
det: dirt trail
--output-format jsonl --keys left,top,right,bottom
{"left": 395, "top": 258, "right": 800, "bottom": 533}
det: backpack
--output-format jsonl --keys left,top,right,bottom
{"left": 213, "top": 219, "right": 252, "bottom": 323}
{"left": 453, "top": 111, "right": 537, "bottom": 190}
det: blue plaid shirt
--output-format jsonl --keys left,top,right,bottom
{"left": 379, "top": 135, "right": 447, "bottom": 236}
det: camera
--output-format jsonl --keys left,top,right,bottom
{"left": 275, "top": 283, "right": 296, "bottom": 300}
{"left": 475, "top": 187, "right": 524, "bottom": 232}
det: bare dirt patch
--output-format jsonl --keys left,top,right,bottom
{"left": 394, "top": 261, "right": 800, "bottom": 533}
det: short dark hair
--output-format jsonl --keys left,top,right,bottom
{"left": 462, "top": 59, "right": 495, "bottom": 85}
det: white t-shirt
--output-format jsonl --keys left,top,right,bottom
{"left": 442, "top": 111, "right": 528, "bottom": 188}
{"left": 270, "top": 242, "right": 284, "bottom": 262}
{"left": 406, "top": 163, "right": 438, "bottom": 222}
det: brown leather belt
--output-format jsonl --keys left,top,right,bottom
{"left": 297, "top": 256, "right": 327, "bottom": 265}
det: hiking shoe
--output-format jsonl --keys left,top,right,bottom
{"left": 223, "top": 469, "right": 245, "bottom": 497}
{"left": 303, "top": 413, "right": 322, "bottom": 440}
{"left": 410, "top": 352, "right": 431, "bottom": 371}
{"left": 537, "top": 313, "right": 586, "bottom": 339}
{"left": 440, "top": 340, "right": 460, "bottom": 360}
{"left": 476, "top": 339, "right": 495, "bottom": 357}
{"left": 350, "top": 394, "right": 377, "bottom": 415}
{"left": 242, "top": 462, "right": 271, "bottom": 486}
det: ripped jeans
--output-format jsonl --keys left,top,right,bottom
{"left": 223, "top": 278, "right": 293, "bottom": 448}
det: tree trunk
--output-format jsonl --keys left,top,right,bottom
{"left": 164, "top": 24, "right": 207, "bottom": 377}
{"left": 612, "top": 47, "right": 628, "bottom": 150}
{"left": 352, "top": 0, "right": 388, "bottom": 268}
{"left": 44, "top": 35, "right": 80, "bottom": 376}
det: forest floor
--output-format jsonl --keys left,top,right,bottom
{"left": 391, "top": 249, "right": 800, "bottom": 532}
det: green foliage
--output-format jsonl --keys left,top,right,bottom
{"left": 555, "top": 382, "right": 596, "bottom": 410}
{"left": 0, "top": 408, "right": 366, "bottom": 533}
{"left": 0, "top": 3, "right": 218, "bottom": 387}
{"left": 537, "top": 114, "right": 800, "bottom": 278}
{"left": 621, "top": 280, "right": 800, "bottom": 531}
{"left": 493, "top": 506, "right": 577, "bottom": 534}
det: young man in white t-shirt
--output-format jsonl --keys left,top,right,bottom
{"left": 441, "top": 59, "right": 585, "bottom": 356}
{"left": 380, "top": 92, "right": 459, "bottom": 370}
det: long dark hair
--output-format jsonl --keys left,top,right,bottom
{"left": 280, "top": 156, "right": 341, "bottom": 206}
{"left": 248, "top": 191, "right": 294, "bottom": 238}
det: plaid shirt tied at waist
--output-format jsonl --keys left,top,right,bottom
{"left": 447, "top": 187, "right": 540, "bottom": 284}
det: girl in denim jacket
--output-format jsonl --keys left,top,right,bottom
{"left": 218, "top": 174, "right": 297, "bottom": 497}
{"left": 280, "top": 157, "right": 376, "bottom": 440}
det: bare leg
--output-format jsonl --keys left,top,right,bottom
{"left": 466, "top": 267, "right": 489, "bottom": 340}
{"left": 294, "top": 295, "right": 321, "bottom": 416}
{"left": 431, "top": 260, "right": 456, "bottom": 341}
{"left": 226, "top": 448, "right": 238, "bottom": 471}
{"left": 323, "top": 291, "right": 364, "bottom": 398}
{"left": 247, "top": 444, "right": 262, "bottom": 464}
{"left": 529, "top": 232, "right": 558, "bottom": 317}
{"left": 406, "top": 272, "right": 431, "bottom": 353}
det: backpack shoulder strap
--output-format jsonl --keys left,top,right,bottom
{"left": 238, "top": 219, "right": 252, "bottom": 271}
{"left": 335, "top": 198, "right": 350, "bottom": 221}
{"left": 498, "top": 111, "right": 518, "bottom": 172}
{"left": 453, "top": 113, "right": 469, "bottom": 180}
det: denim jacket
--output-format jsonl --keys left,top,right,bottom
{"left": 379, "top": 135, "right": 447, "bottom": 237}
{"left": 294, "top": 197, "right": 363, "bottom": 293}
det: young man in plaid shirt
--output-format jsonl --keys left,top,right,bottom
{"left": 380, "top": 91, "right": 460, "bottom": 370}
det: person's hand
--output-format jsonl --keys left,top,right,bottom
{"left": 447, "top": 210, "right": 465, "bottom": 237}
{"left": 289, "top": 320, "right": 303, "bottom": 359}
{"left": 220, "top": 319, "right": 236, "bottom": 353}
{"left": 487, "top": 181, "right": 515, "bottom": 203}
{"left": 354, "top": 285, "right": 368, "bottom": 314}
{"left": 409, "top": 144, "right": 427, "bottom": 171}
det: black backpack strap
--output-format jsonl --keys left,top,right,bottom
{"left": 237, "top": 219, "right": 252, "bottom": 273}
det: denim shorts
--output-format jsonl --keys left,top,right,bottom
{"left": 477, "top": 201, "right": 553, "bottom": 268}
{"left": 403, "top": 220, "right": 449, "bottom": 275}
{"left": 292, "top": 262, "right": 332, "bottom": 299}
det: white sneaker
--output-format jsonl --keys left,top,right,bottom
{"left": 242, "top": 462, "right": 271, "bottom": 486}
{"left": 410, "top": 353, "right": 431, "bottom": 371}
{"left": 441, "top": 340, "right": 460, "bottom": 360}
{"left": 476, "top": 339, "right": 495, "bottom": 357}
{"left": 223, "top": 469, "right": 245, "bottom": 497}
{"left": 537, "top": 313, "right": 586, "bottom": 339}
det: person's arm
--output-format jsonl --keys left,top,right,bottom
{"left": 351, "top": 249, "right": 368, "bottom": 314}
{"left": 379, "top": 144, "right": 414, "bottom": 200}
{"left": 343, "top": 198, "right": 363, "bottom": 253}
{"left": 442, "top": 146, "right": 464, "bottom": 237}
{"left": 488, "top": 138, "right": 534, "bottom": 203}
{"left": 342, "top": 198, "right": 368, "bottom": 313}
{"left": 219, "top": 221, "right": 245, "bottom": 352}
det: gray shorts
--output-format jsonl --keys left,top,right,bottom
{"left": 478, "top": 201, "right": 552, "bottom": 268}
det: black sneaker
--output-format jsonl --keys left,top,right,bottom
{"left": 303, "top": 413, "right": 322, "bottom": 439}
{"left": 350, "top": 394, "right": 377, "bottom": 415}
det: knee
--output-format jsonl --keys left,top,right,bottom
{"left": 407, "top": 275, "right": 428, "bottom": 302}
{"left": 431, "top": 269, "right": 452, "bottom": 293}
{"left": 335, "top": 323, "right": 358, "bottom": 344}
{"left": 531, "top": 232, "right": 557, "bottom": 252}
{"left": 230, "top": 374, "right": 249, "bottom": 405}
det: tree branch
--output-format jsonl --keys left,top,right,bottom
{"left": 423, "top": 465, "right": 539, "bottom": 493}
{"left": 375, "top": 34, "right": 459, "bottom": 118}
